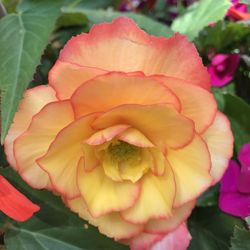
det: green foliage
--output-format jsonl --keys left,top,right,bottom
{"left": 188, "top": 206, "right": 244, "bottom": 250}
{"left": 221, "top": 94, "right": 250, "bottom": 152}
{"left": 197, "top": 185, "right": 219, "bottom": 207}
{"left": 196, "top": 21, "right": 250, "bottom": 53}
{"left": 230, "top": 226, "right": 250, "bottom": 250}
{"left": 171, "top": 0, "right": 231, "bottom": 40}
{"left": 0, "top": 0, "right": 61, "bottom": 143}
{"left": 61, "top": 6, "right": 174, "bottom": 37}
{"left": 0, "top": 167, "right": 128, "bottom": 250}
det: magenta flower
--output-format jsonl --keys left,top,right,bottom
{"left": 207, "top": 54, "right": 240, "bottom": 87}
{"left": 228, "top": 0, "right": 250, "bottom": 20}
{"left": 219, "top": 143, "right": 250, "bottom": 218}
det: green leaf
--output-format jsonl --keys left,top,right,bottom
{"left": 188, "top": 206, "right": 244, "bottom": 250}
{"left": 196, "top": 21, "right": 250, "bottom": 53}
{"left": 1, "top": 167, "right": 128, "bottom": 250}
{"left": 230, "top": 226, "right": 250, "bottom": 250}
{"left": 61, "top": 6, "right": 174, "bottom": 37}
{"left": 171, "top": 0, "right": 231, "bottom": 40}
{"left": 196, "top": 185, "right": 219, "bottom": 207}
{"left": 221, "top": 94, "right": 250, "bottom": 152}
{"left": 0, "top": 0, "right": 61, "bottom": 143}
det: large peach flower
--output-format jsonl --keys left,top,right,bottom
{"left": 4, "top": 17, "right": 233, "bottom": 250}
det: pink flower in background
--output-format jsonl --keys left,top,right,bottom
{"left": 228, "top": 0, "right": 250, "bottom": 20}
{"left": 208, "top": 54, "right": 240, "bottom": 87}
{"left": 219, "top": 143, "right": 250, "bottom": 218}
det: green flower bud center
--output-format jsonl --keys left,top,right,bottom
{"left": 107, "top": 140, "right": 141, "bottom": 162}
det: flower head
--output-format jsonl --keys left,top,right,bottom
{"left": 219, "top": 143, "right": 250, "bottom": 218}
{"left": 208, "top": 54, "right": 240, "bottom": 87}
{"left": 4, "top": 17, "right": 233, "bottom": 249}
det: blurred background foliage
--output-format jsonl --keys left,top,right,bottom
{"left": 0, "top": 0, "right": 249, "bottom": 249}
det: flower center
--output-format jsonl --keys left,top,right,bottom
{"left": 107, "top": 140, "right": 141, "bottom": 162}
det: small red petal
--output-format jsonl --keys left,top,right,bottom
{"left": 0, "top": 175, "right": 40, "bottom": 221}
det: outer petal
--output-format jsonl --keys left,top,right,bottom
{"left": 202, "top": 111, "right": 234, "bottom": 184}
{"left": 167, "top": 135, "right": 212, "bottom": 207}
{"left": 129, "top": 233, "right": 164, "bottom": 250}
{"left": 14, "top": 101, "right": 74, "bottom": 189}
{"left": 153, "top": 76, "right": 217, "bottom": 133}
{"left": 0, "top": 175, "right": 39, "bottom": 221}
{"left": 49, "top": 61, "right": 106, "bottom": 99}
{"left": 92, "top": 104, "right": 194, "bottom": 150}
{"left": 145, "top": 200, "right": 196, "bottom": 234}
{"left": 66, "top": 197, "right": 143, "bottom": 240}
{"left": 151, "top": 223, "right": 191, "bottom": 250}
{"left": 77, "top": 158, "right": 140, "bottom": 217}
{"left": 121, "top": 167, "right": 175, "bottom": 224}
{"left": 71, "top": 72, "right": 181, "bottom": 119}
{"left": 60, "top": 17, "right": 210, "bottom": 90}
{"left": 4, "top": 86, "right": 57, "bottom": 170}
{"left": 37, "top": 114, "right": 97, "bottom": 199}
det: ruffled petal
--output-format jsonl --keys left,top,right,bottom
{"left": 4, "top": 86, "right": 57, "bottom": 170}
{"left": 66, "top": 197, "right": 143, "bottom": 240}
{"left": 14, "top": 101, "right": 74, "bottom": 189}
{"left": 167, "top": 135, "right": 212, "bottom": 206}
{"left": 121, "top": 167, "right": 175, "bottom": 224}
{"left": 202, "top": 111, "right": 233, "bottom": 184}
{"left": 92, "top": 104, "right": 194, "bottom": 150}
{"left": 0, "top": 175, "right": 39, "bottom": 221}
{"left": 71, "top": 72, "right": 181, "bottom": 119}
{"left": 37, "top": 114, "right": 97, "bottom": 198}
{"left": 49, "top": 61, "right": 106, "bottom": 99}
{"left": 129, "top": 232, "right": 164, "bottom": 250}
{"left": 77, "top": 159, "right": 140, "bottom": 217}
{"left": 153, "top": 76, "right": 217, "bottom": 133}
{"left": 145, "top": 200, "right": 196, "bottom": 234}
{"left": 60, "top": 17, "right": 210, "bottom": 90}
{"left": 151, "top": 223, "right": 191, "bottom": 250}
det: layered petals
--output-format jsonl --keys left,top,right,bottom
{"left": 71, "top": 72, "right": 181, "bottom": 119}
{"left": 77, "top": 159, "right": 140, "bottom": 217}
{"left": 59, "top": 17, "right": 210, "bottom": 90}
{"left": 3, "top": 16, "right": 234, "bottom": 249}
{"left": 67, "top": 197, "right": 143, "bottom": 240}
{"left": 167, "top": 135, "right": 212, "bottom": 206}
{"left": 0, "top": 175, "right": 40, "bottom": 221}
{"left": 118, "top": 128, "right": 155, "bottom": 148}
{"left": 154, "top": 76, "right": 217, "bottom": 133}
{"left": 130, "top": 232, "right": 164, "bottom": 250}
{"left": 202, "top": 112, "right": 234, "bottom": 184}
{"left": 121, "top": 167, "right": 175, "bottom": 224}
{"left": 151, "top": 223, "right": 192, "bottom": 250}
{"left": 145, "top": 200, "right": 196, "bottom": 234}
{"left": 14, "top": 101, "right": 74, "bottom": 189}
{"left": 85, "top": 124, "right": 130, "bottom": 146}
{"left": 49, "top": 61, "right": 106, "bottom": 99}
{"left": 4, "top": 86, "right": 57, "bottom": 170}
{"left": 92, "top": 104, "right": 194, "bottom": 150}
{"left": 37, "top": 114, "right": 97, "bottom": 198}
